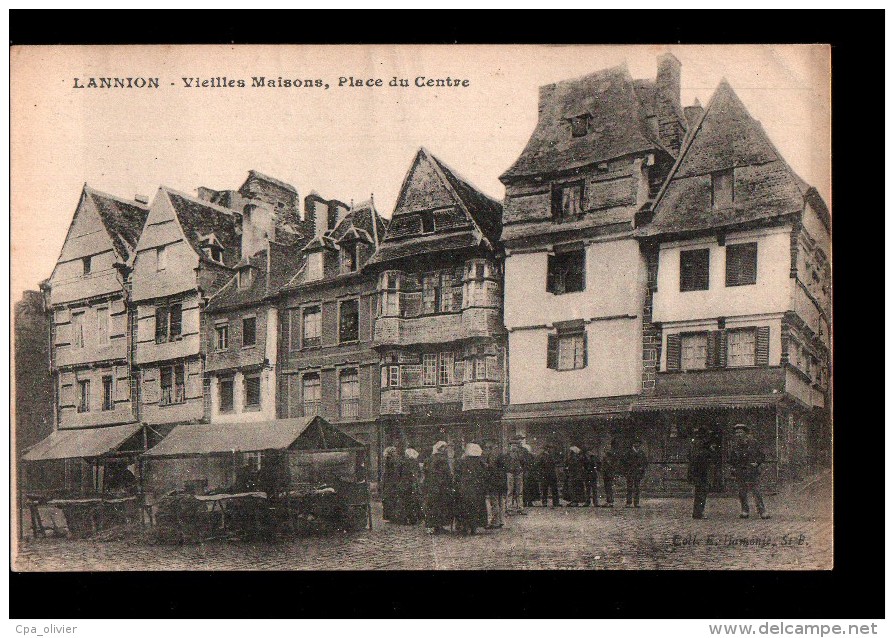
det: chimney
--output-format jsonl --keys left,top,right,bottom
{"left": 241, "top": 201, "right": 275, "bottom": 259}
{"left": 656, "top": 53, "right": 684, "bottom": 155}
{"left": 684, "top": 98, "right": 704, "bottom": 130}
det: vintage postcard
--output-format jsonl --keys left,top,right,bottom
{"left": 11, "top": 44, "right": 831, "bottom": 571}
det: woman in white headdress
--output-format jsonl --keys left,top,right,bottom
{"left": 422, "top": 441, "right": 454, "bottom": 533}
{"left": 381, "top": 446, "right": 399, "bottom": 522}
{"left": 454, "top": 442, "right": 488, "bottom": 535}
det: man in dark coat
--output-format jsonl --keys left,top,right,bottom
{"left": 394, "top": 448, "right": 422, "bottom": 525}
{"left": 422, "top": 441, "right": 455, "bottom": 533}
{"left": 688, "top": 428, "right": 712, "bottom": 519}
{"left": 523, "top": 449, "right": 541, "bottom": 507}
{"left": 381, "top": 447, "right": 399, "bottom": 522}
{"left": 624, "top": 439, "right": 648, "bottom": 508}
{"left": 506, "top": 438, "right": 528, "bottom": 515}
{"left": 584, "top": 449, "right": 600, "bottom": 507}
{"left": 539, "top": 444, "right": 561, "bottom": 507}
{"left": 483, "top": 442, "right": 506, "bottom": 529}
{"left": 600, "top": 440, "right": 620, "bottom": 507}
{"left": 563, "top": 446, "right": 588, "bottom": 506}
{"left": 454, "top": 443, "right": 488, "bottom": 535}
{"left": 729, "top": 424, "right": 770, "bottom": 519}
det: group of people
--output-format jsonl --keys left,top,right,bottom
{"left": 688, "top": 423, "right": 771, "bottom": 520}
{"left": 381, "top": 436, "right": 653, "bottom": 535}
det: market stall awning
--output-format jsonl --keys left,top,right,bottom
{"left": 143, "top": 416, "right": 366, "bottom": 459}
{"left": 23, "top": 422, "right": 143, "bottom": 462}
{"left": 502, "top": 396, "right": 634, "bottom": 425}
{"left": 631, "top": 394, "right": 781, "bottom": 412}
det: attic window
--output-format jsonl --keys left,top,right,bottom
{"left": 570, "top": 114, "right": 590, "bottom": 138}
{"left": 204, "top": 245, "right": 223, "bottom": 264}
{"left": 420, "top": 212, "right": 435, "bottom": 234}
{"left": 238, "top": 267, "right": 252, "bottom": 288}
{"left": 82, "top": 256, "right": 92, "bottom": 275}
{"left": 712, "top": 169, "right": 734, "bottom": 209}
{"left": 340, "top": 243, "right": 358, "bottom": 274}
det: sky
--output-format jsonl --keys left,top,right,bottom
{"left": 10, "top": 44, "right": 831, "bottom": 302}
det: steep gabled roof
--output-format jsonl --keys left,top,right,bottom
{"left": 329, "top": 198, "right": 384, "bottom": 247}
{"left": 368, "top": 148, "right": 502, "bottom": 266}
{"left": 501, "top": 65, "right": 663, "bottom": 181}
{"left": 640, "top": 80, "right": 822, "bottom": 237}
{"left": 84, "top": 186, "right": 149, "bottom": 261}
{"left": 162, "top": 187, "right": 242, "bottom": 267}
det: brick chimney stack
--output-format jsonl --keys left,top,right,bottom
{"left": 656, "top": 53, "right": 685, "bottom": 156}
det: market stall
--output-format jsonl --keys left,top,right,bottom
{"left": 20, "top": 422, "right": 147, "bottom": 538}
{"left": 142, "top": 416, "right": 371, "bottom": 542}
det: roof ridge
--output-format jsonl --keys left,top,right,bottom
{"left": 245, "top": 169, "right": 298, "bottom": 194}
{"left": 161, "top": 186, "right": 241, "bottom": 216}
{"left": 84, "top": 185, "right": 148, "bottom": 209}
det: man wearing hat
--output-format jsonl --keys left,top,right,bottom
{"left": 624, "top": 439, "right": 649, "bottom": 508}
{"left": 687, "top": 428, "right": 712, "bottom": 519}
{"left": 729, "top": 424, "right": 770, "bottom": 519}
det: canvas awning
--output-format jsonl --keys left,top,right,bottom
{"left": 631, "top": 394, "right": 781, "bottom": 412}
{"left": 23, "top": 422, "right": 143, "bottom": 462}
{"left": 142, "top": 416, "right": 365, "bottom": 459}
{"left": 502, "top": 396, "right": 634, "bottom": 425}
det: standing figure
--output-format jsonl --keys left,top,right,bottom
{"left": 624, "top": 439, "right": 648, "bottom": 508}
{"left": 539, "top": 444, "right": 561, "bottom": 508}
{"left": 729, "top": 424, "right": 770, "bottom": 519}
{"left": 600, "top": 440, "right": 620, "bottom": 507}
{"left": 563, "top": 446, "right": 588, "bottom": 506}
{"left": 381, "top": 447, "right": 399, "bottom": 522}
{"left": 454, "top": 443, "right": 489, "bottom": 535}
{"left": 483, "top": 442, "right": 506, "bottom": 529}
{"left": 523, "top": 448, "right": 541, "bottom": 507}
{"left": 422, "top": 441, "right": 455, "bottom": 534}
{"left": 584, "top": 448, "right": 600, "bottom": 507}
{"left": 395, "top": 448, "right": 422, "bottom": 525}
{"left": 506, "top": 438, "right": 528, "bottom": 515}
{"left": 688, "top": 428, "right": 712, "bottom": 520}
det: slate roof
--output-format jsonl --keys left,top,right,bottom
{"left": 501, "top": 65, "right": 664, "bottom": 180}
{"left": 329, "top": 199, "right": 379, "bottom": 245}
{"left": 640, "top": 80, "right": 826, "bottom": 238}
{"left": 240, "top": 169, "right": 298, "bottom": 195}
{"left": 206, "top": 242, "right": 304, "bottom": 312}
{"left": 163, "top": 188, "right": 242, "bottom": 267}
{"left": 368, "top": 148, "right": 502, "bottom": 266}
{"left": 84, "top": 186, "right": 149, "bottom": 261}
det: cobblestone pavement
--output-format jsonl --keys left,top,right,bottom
{"left": 15, "top": 473, "right": 831, "bottom": 571}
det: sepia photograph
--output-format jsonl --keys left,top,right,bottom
{"left": 11, "top": 42, "right": 833, "bottom": 576}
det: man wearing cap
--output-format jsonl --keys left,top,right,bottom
{"left": 687, "top": 428, "right": 712, "bottom": 520}
{"left": 729, "top": 424, "right": 770, "bottom": 519}
{"left": 624, "top": 439, "right": 648, "bottom": 508}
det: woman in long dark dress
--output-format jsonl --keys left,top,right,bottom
{"left": 564, "top": 446, "right": 588, "bottom": 506}
{"left": 381, "top": 447, "right": 399, "bottom": 522}
{"left": 394, "top": 448, "right": 422, "bottom": 525}
{"left": 454, "top": 443, "right": 488, "bottom": 535}
{"left": 422, "top": 441, "right": 455, "bottom": 534}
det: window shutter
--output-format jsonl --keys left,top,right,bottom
{"left": 581, "top": 331, "right": 588, "bottom": 368}
{"left": 707, "top": 330, "right": 723, "bottom": 368}
{"left": 755, "top": 326, "right": 770, "bottom": 366}
{"left": 155, "top": 307, "right": 168, "bottom": 342}
{"left": 546, "top": 255, "right": 556, "bottom": 293}
{"left": 666, "top": 334, "right": 682, "bottom": 371}
{"left": 718, "top": 329, "right": 728, "bottom": 368}
{"left": 546, "top": 334, "right": 559, "bottom": 369}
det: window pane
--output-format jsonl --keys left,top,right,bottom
{"left": 681, "top": 333, "right": 708, "bottom": 370}
{"left": 727, "top": 329, "right": 756, "bottom": 367}
{"left": 302, "top": 374, "right": 321, "bottom": 416}
{"left": 102, "top": 376, "right": 113, "bottom": 411}
{"left": 216, "top": 325, "right": 228, "bottom": 350}
{"left": 475, "top": 357, "right": 486, "bottom": 380}
{"left": 303, "top": 307, "right": 321, "bottom": 347}
{"left": 242, "top": 317, "right": 257, "bottom": 347}
{"left": 169, "top": 304, "right": 182, "bottom": 338}
{"left": 339, "top": 300, "right": 359, "bottom": 342}
{"left": 174, "top": 365, "right": 185, "bottom": 403}
{"left": 339, "top": 369, "right": 359, "bottom": 418}
{"left": 422, "top": 354, "right": 437, "bottom": 386}
{"left": 219, "top": 376, "right": 234, "bottom": 411}
{"left": 244, "top": 375, "right": 261, "bottom": 406}
{"left": 486, "top": 355, "right": 499, "bottom": 380}
{"left": 72, "top": 312, "right": 85, "bottom": 348}
{"left": 389, "top": 365, "right": 400, "bottom": 388}
{"left": 78, "top": 380, "right": 90, "bottom": 413}
{"left": 439, "top": 352, "right": 454, "bottom": 386}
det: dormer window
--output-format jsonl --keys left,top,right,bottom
{"left": 420, "top": 212, "right": 435, "bottom": 234}
{"left": 306, "top": 251, "right": 323, "bottom": 281}
{"left": 340, "top": 243, "right": 358, "bottom": 274}
{"left": 711, "top": 169, "right": 734, "bottom": 209}
{"left": 204, "top": 246, "right": 223, "bottom": 263}
{"left": 569, "top": 114, "right": 590, "bottom": 138}
{"left": 238, "top": 267, "right": 253, "bottom": 288}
